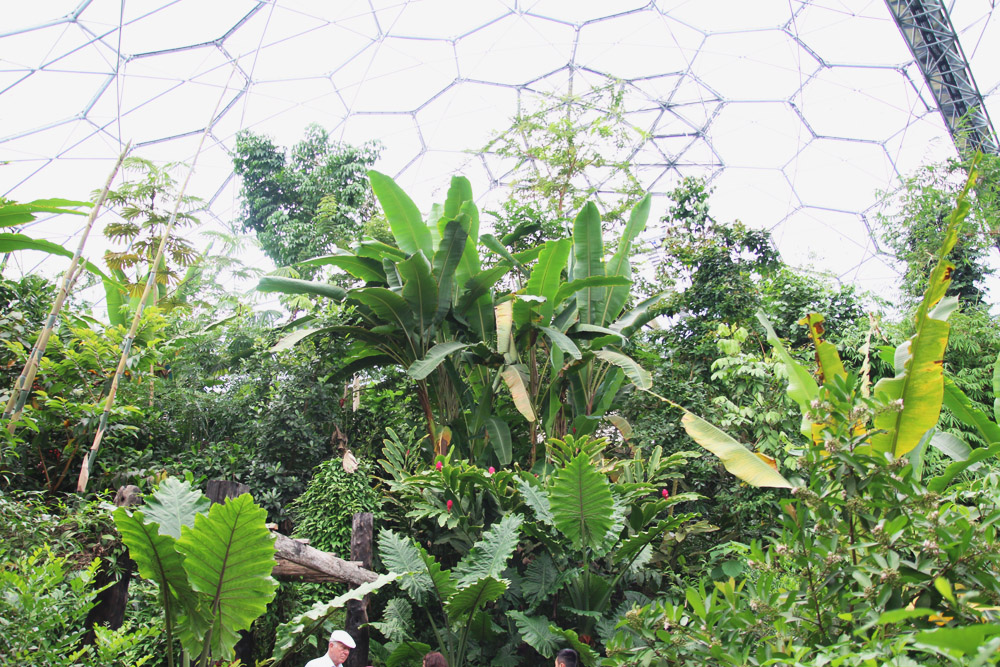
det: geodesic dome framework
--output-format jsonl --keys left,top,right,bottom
{"left": 2, "top": 0, "right": 998, "bottom": 293}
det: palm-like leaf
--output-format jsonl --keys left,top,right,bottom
{"left": 455, "top": 514, "right": 523, "bottom": 587}
{"left": 548, "top": 453, "right": 615, "bottom": 551}
{"left": 175, "top": 494, "right": 277, "bottom": 660}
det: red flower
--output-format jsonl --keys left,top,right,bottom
{"left": 436, "top": 461, "right": 443, "bottom": 471}
{"left": 488, "top": 466, "right": 496, "bottom": 474}
{"left": 446, "top": 499, "right": 453, "bottom": 512}
{"left": 662, "top": 488, "right": 670, "bottom": 499}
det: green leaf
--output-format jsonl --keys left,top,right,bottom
{"left": 257, "top": 276, "right": 347, "bottom": 302}
{"left": 526, "top": 239, "right": 572, "bottom": 324}
{"left": 354, "top": 239, "right": 408, "bottom": 262}
{"left": 757, "top": 311, "right": 819, "bottom": 438}
{"left": 521, "top": 554, "right": 566, "bottom": 607}
{"left": 480, "top": 234, "right": 531, "bottom": 276}
{"left": 387, "top": 642, "right": 432, "bottom": 667}
{"left": 485, "top": 416, "right": 513, "bottom": 465}
{"left": 446, "top": 577, "right": 508, "bottom": 620}
{"left": 378, "top": 530, "right": 456, "bottom": 605}
{"left": 350, "top": 287, "right": 414, "bottom": 332}
{"left": 175, "top": 494, "right": 277, "bottom": 661}
{"left": 270, "top": 327, "right": 322, "bottom": 352}
{"left": 408, "top": 342, "right": 470, "bottom": 381}
{"left": 929, "top": 430, "right": 972, "bottom": 462}
{"left": 554, "top": 276, "right": 630, "bottom": 311}
{"left": 548, "top": 625, "right": 600, "bottom": 667}
{"left": 519, "top": 479, "right": 554, "bottom": 525}
{"left": 103, "top": 278, "right": 127, "bottom": 327}
{"left": 272, "top": 573, "right": 400, "bottom": 664}
{"left": 368, "top": 170, "right": 433, "bottom": 257}
{"left": 143, "top": 478, "right": 210, "bottom": 540}
{"left": 398, "top": 251, "right": 438, "bottom": 335}
{"left": 501, "top": 365, "right": 536, "bottom": 422}
{"left": 537, "top": 325, "right": 582, "bottom": 361}
{"left": 681, "top": 412, "right": 793, "bottom": 488}
{"left": 458, "top": 263, "right": 510, "bottom": 312}
{"left": 800, "top": 313, "right": 847, "bottom": 383}
{"left": 433, "top": 217, "right": 470, "bottom": 322}
{"left": 612, "top": 292, "right": 666, "bottom": 336}
{"left": 927, "top": 443, "right": 1000, "bottom": 493}
{"left": 508, "top": 611, "right": 560, "bottom": 658}
{"left": 915, "top": 624, "right": 1000, "bottom": 655}
{"left": 297, "top": 254, "right": 386, "bottom": 282}
{"left": 598, "top": 195, "right": 650, "bottom": 326}
{"left": 594, "top": 349, "right": 651, "bottom": 389}
{"left": 455, "top": 197, "right": 482, "bottom": 289}
{"left": 876, "top": 608, "right": 936, "bottom": 624}
{"left": 0, "top": 199, "right": 91, "bottom": 227}
{"left": 570, "top": 202, "right": 605, "bottom": 325}
{"left": 549, "top": 452, "right": 614, "bottom": 551}
{"left": 943, "top": 377, "right": 1000, "bottom": 445}
{"left": 455, "top": 514, "right": 523, "bottom": 587}
{"left": 0, "top": 233, "right": 111, "bottom": 280}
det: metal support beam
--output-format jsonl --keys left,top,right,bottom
{"left": 885, "top": 0, "right": 998, "bottom": 156}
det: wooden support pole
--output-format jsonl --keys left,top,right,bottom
{"left": 344, "top": 512, "right": 373, "bottom": 667}
{"left": 84, "top": 485, "right": 141, "bottom": 645}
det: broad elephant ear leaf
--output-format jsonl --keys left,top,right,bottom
{"left": 549, "top": 453, "right": 615, "bottom": 551}
{"left": 445, "top": 576, "right": 508, "bottom": 621}
{"left": 681, "top": 412, "right": 793, "bottom": 489}
{"left": 175, "top": 494, "right": 277, "bottom": 661}
{"left": 143, "top": 477, "right": 210, "bottom": 539}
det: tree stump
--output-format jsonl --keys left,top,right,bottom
{"left": 344, "top": 512, "right": 373, "bottom": 667}
{"left": 84, "top": 485, "right": 141, "bottom": 645}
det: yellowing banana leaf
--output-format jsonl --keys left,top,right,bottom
{"left": 501, "top": 365, "right": 535, "bottom": 422}
{"left": 799, "top": 313, "right": 846, "bottom": 383}
{"left": 681, "top": 412, "right": 793, "bottom": 488}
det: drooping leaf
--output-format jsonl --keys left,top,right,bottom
{"left": 0, "top": 198, "right": 91, "bottom": 227}
{"left": 480, "top": 234, "right": 531, "bottom": 276}
{"left": 501, "top": 365, "right": 536, "bottom": 422}
{"left": 408, "top": 342, "right": 470, "bottom": 381}
{"left": 928, "top": 430, "right": 972, "bottom": 462}
{"left": 257, "top": 276, "right": 347, "bottom": 302}
{"left": 455, "top": 514, "right": 523, "bottom": 587}
{"left": 354, "top": 239, "right": 408, "bottom": 262}
{"left": 914, "top": 624, "right": 1000, "bottom": 656}
{"left": 537, "top": 325, "right": 582, "bottom": 360}
{"left": 0, "top": 233, "right": 111, "bottom": 280}
{"left": 485, "top": 416, "right": 513, "bottom": 465}
{"left": 496, "top": 300, "right": 514, "bottom": 356}
{"left": 368, "top": 170, "right": 433, "bottom": 258}
{"left": 927, "top": 443, "right": 1000, "bottom": 493}
{"left": 143, "top": 477, "right": 210, "bottom": 540}
{"left": 270, "top": 327, "right": 322, "bottom": 352}
{"left": 942, "top": 377, "right": 1000, "bottom": 445}
{"left": 446, "top": 576, "right": 508, "bottom": 620}
{"left": 175, "top": 494, "right": 277, "bottom": 660}
{"left": 799, "top": 313, "right": 846, "bottom": 384}
{"left": 612, "top": 292, "right": 667, "bottom": 336}
{"left": 297, "top": 254, "right": 386, "bottom": 282}
{"left": 598, "top": 195, "right": 650, "bottom": 326}
{"left": 681, "top": 412, "right": 793, "bottom": 488}
{"left": 350, "top": 287, "right": 414, "bottom": 332}
{"left": 549, "top": 453, "right": 615, "bottom": 551}
{"left": 594, "top": 349, "right": 651, "bottom": 390}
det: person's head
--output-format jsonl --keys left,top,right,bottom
{"left": 327, "top": 630, "right": 356, "bottom": 664}
{"left": 555, "top": 648, "right": 578, "bottom": 667}
{"left": 422, "top": 651, "right": 448, "bottom": 667}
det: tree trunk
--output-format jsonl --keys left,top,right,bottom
{"left": 84, "top": 485, "right": 141, "bottom": 645}
{"left": 344, "top": 512, "right": 373, "bottom": 667}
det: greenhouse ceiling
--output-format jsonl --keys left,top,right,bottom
{"left": 2, "top": 0, "right": 998, "bottom": 292}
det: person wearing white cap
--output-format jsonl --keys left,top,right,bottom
{"left": 304, "top": 629, "right": 357, "bottom": 667}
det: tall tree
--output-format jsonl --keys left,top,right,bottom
{"left": 232, "top": 125, "right": 381, "bottom": 271}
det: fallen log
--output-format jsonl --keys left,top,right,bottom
{"left": 272, "top": 531, "right": 378, "bottom": 586}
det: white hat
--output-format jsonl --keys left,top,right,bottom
{"left": 329, "top": 630, "right": 357, "bottom": 649}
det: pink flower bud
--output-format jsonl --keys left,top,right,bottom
{"left": 662, "top": 488, "right": 670, "bottom": 499}
{"left": 488, "top": 466, "right": 496, "bottom": 474}
{"left": 435, "top": 461, "right": 443, "bottom": 471}
{"left": 446, "top": 499, "right": 453, "bottom": 512}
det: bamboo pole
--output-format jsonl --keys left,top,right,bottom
{"left": 3, "top": 145, "right": 132, "bottom": 436}
{"left": 77, "top": 68, "right": 236, "bottom": 492}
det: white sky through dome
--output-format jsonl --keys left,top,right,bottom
{"left": 1, "top": 0, "right": 998, "bottom": 302}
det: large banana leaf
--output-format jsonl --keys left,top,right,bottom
{"left": 570, "top": 202, "right": 606, "bottom": 325}
{"left": 553, "top": 276, "right": 630, "bottom": 310}
{"left": 594, "top": 349, "right": 651, "bottom": 389}
{"left": 175, "top": 494, "right": 277, "bottom": 660}
{"left": 297, "top": 254, "right": 386, "bottom": 282}
{"left": 598, "top": 195, "right": 650, "bottom": 325}
{"left": 501, "top": 365, "right": 535, "bottom": 422}
{"left": 681, "top": 412, "right": 793, "bottom": 488}
{"left": 350, "top": 287, "right": 415, "bottom": 333}
{"left": 408, "top": 342, "right": 470, "bottom": 380}
{"left": 538, "top": 325, "right": 582, "bottom": 360}
{"left": 368, "top": 170, "right": 433, "bottom": 258}
{"left": 800, "top": 313, "right": 846, "bottom": 383}
{"left": 0, "top": 198, "right": 91, "bottom": 227}
{"left": 433, "top": 217, "right": 470, "bottom": 321}
{"left": 612, "top": 292, "right": 667, "bottom": 336}
{"left": 0, "top": 233, "right": 111, "bottom": 280}
{"left": 257, "top": 276, "right": 347, "bottom": 302}
{"left": 398, "top": 251, "right": 437, "bottom": 335}
{"left": 143, "top": 478, "right": 210, "bottom": 539}
{"left": 526, "top": 239, "right": 572, "bottom": 324}
{"left": 549, "top": 452, "right": 615, "bottom": 551}
{"left": 485, "top": 415, "right": 513, "bottom": 465}
{"left": 943, "top": 377, "right": 1000, "bottom": 445}
{"left": 455, "top": 514, "right": 523, "bottom": 586}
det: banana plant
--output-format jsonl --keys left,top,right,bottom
{"left": 259, "top": 172, "right": 659, "bottom": 466}
{"left": 112, "top": 478, "right": 277, "bottom": 667}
